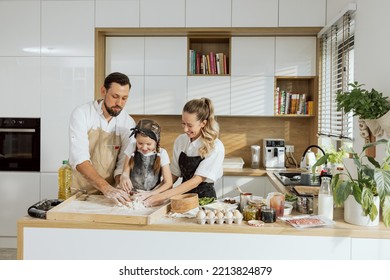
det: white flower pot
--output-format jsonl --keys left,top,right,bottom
{"left": 344, "top": 195, "right": 380, "bottom": 226}
{"left": 376, "top": 110, "right": 390, "bottom": 138}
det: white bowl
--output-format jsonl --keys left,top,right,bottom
{"left": 284, "top": 204, "right": 293, "bottom": 216}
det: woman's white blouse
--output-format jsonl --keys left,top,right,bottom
{"left": 170, "top": 134, "right": 225, "bottom": 182}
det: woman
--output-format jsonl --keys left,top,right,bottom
{"left": 144, "top": 97, "right": 225, "bottom": 207}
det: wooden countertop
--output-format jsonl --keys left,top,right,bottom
{"left": 18, "top": 205, "right": 390, "bottom": 240}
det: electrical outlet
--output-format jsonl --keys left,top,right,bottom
{"left": 285, "top": 145, "right": 294, "bottom": 153}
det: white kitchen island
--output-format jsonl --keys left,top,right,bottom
{"left": 17, "top": 170, "right": 390, "bottom": 260}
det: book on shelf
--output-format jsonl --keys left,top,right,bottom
{"left": 188, "top": 49, "right": 227, "bottom": 75}
{"left": 276, "top": 90, "right": 311, "bottom": 115}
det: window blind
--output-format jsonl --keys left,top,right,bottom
{"left": 318, "top": 12, "right": 355, "bottom": 140}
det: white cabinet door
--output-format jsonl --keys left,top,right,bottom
{"left": 186, "top": 0, "right": 232, "bottom": 27}
{"left": 41, "top": 57, "right": 94, "bottom": 172}
{"left": 105, "top": 37, "right": 145, "bottom": 76}
{"left": 264, "top": 176, "right": 277, "bottom": 195}
{"left": 351, "top": 238, "right": 390, "bottom": 260}
{"left": 222, "top": 176, "right": 266, "bottom": 198}
{"left": 0, "top": 172, "right": 40, "bottom": 237}
{"left": 275, "top": 37, "right": 317, "bottom": 76}
{"left": 95, "top": 0, "right": 140, "bottom": 27}
{"left": 187, "top": 76, "right": 231, "bottom": 116}
{"left": 140, "top": 0, "right": 185, "bottom": 27}
{"left": 0, "top": 0, "right": 40, "bottom": 56}
{"left": 231, "top": 37, "right": 275, "bottom": 76}
{"left": 0, "top": 58, "right": 41, "bottom": 118}
{"left": 231, "top": 76, "right": 274, "bottom": 116}
{"left": 279, "top": 0, "right": 326, "bottom": 27}
{"left": 40, "top": 172, "right": 58, "bottom": 200}
{"left": 214, "top": 178, "right": 223, "bottom": 199}
{"left": 125, "top": 75, "right": 145, "bottom": 115}
{"left": 145, "top": 76, "right": 187, "bottom": 115}
{"left": 145, "top": 37, "right": 187, "bottom": 75}
{"left": 41, "top": 1, "right": 94, "bottom": 56}
{"left": 232, "top": 0, "right": 278, "bottom": 27}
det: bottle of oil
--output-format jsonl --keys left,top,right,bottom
{"left": 58, "top": 160, "right": 72, "bottom": 200}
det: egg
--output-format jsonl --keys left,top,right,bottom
{"left": 225, "top": 211, "right": 234, "bottom": 219}
{"left": 207, "top": 211, "right": 215, "bottom": 218}
{"left": 216, "top": 211, "right": 224, "bottom": 219}
{"left": 196, "top": 210, "right": 206, "bottom": 219}
{"left": 233, "top": 210, "right": 243, "bottom": 219}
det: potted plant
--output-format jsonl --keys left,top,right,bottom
{"left": 336, "top": 81, "right": 390, "bottom": 137}
{"left": 312, "top": 139, "right": 390, "bottom": 227}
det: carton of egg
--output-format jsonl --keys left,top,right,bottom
{"left": 196, "top": 209, "right": 243, "bottom": 225}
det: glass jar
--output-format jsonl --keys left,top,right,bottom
{"left": 243, "top": 204, "right": 258, "bottom": 221}
{"left": 261, "top": 206, "right": 276, "bottom": 223}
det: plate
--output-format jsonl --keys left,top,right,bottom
{"left": 280, "top": 215, "right": 334, "bottom": 229}
{"left": 202, "top": 201, "right": 238, "bottom": 212}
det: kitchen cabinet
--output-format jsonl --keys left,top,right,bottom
{"left": 140, "top": 0, "right": 185, "bottom": 27}
{"left": 41, "top": 0, "right": 94, "bottom": 56}
{"left": 222, "top": 176, "right": 274, "bottom": 198}
{"left": 105, "top": 37, "right": 145, "bottom": 76}
{"left": 186, "top": 0, "right": 231, "bottom": 27}
{"left": 275, "top": 37, "right": 317, "bottom": 76}
{"left": 0, "top": 172, "right": 40, "bottom": 246}
{"left": 279, "top": 0, "right": 326, "bottom": 27}
{"left": 231, "top": 76, "right": 274, "bottom": 116}
{"left": 95, "top": 0, "right": 140, "bottom": 28}
{"left": 231, "top": 37, "right": 274, "bottom": 76}
{"left": 0, "top": 0, "right": 40, "bottom": 56}
{"left": 145, "top": 37, "right": 187, "bottom": 75}
{"left": 0, "top": 58, "right": 41, "bottom": 118}
{"left": 187, "top": 76, "right": 231, "bottom": 116}
{"left": 144, "top": 76, "right": 187, "bottom": 115}
{"left": 40, "top": 57, "right": 94, "bottom": 172}
{"left": 232, "top": 0, "right": 278, "bottom": 27}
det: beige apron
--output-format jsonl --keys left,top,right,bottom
{"left": 72, "top": 127, "right": 121, "bottom": 194}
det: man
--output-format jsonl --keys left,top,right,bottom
{"left": 69, "top": 72, "right": 136, "bottom": 205}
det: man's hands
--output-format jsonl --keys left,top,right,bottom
{"left": 102, "top": 185, "right": 131, "bottom": 205}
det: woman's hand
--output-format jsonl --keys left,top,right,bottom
{"left": 133, "top": 190, "right": 153, "bottom": 201}
{"left": 143, "top": 193, "right": 167, "bottom": 207}
{"left": 119, "top": 173, "right": 133, "bottom": 193}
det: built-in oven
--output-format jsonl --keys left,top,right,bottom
{"left": 0, "top": 118, "right": 40, "bottom": 171}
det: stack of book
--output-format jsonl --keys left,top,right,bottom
{"left": 275, "top": 87, "right": 314, "bottom": 115}
{"left": 188, "top": 50, "right": 227, "bottom": 75}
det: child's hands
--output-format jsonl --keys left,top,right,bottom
{"left": 133, "top": 190, "right": 153, "bottom": 202}
{"left": 119, "top": 173, "right": 133, "bottom": 193}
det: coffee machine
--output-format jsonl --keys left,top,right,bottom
{"left": 263, "top": 138, "right": 285, "bottom": 169}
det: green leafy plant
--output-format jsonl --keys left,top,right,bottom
{"left": 325, "top": 147, "right": 348, "bottom": 164}
{"left": 336, "top": 81, "right": 390, "bottom": 119}
{"left": 312, "top": 139, "right": 390, "bottom": 227}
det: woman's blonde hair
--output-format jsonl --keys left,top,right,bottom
{"left": 183, "top": 97, "right": 219, "bottom": 158}
{"left": 129, "top": 119, "right": 161, "bottom": 174}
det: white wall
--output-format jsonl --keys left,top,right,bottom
{"left": 327, "top": 0, "right": 390, "bottom": 159}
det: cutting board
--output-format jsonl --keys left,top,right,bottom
{"left": 293, "top": 186, "right": 320, "bottom": 196}
{"left": 46, "top": 193, "right": 169, "bottom": 225}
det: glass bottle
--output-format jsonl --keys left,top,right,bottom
{"left": 318, "top": 177, "right": 333, "bottom": 220}
{"left": 58, "top": 160, "right": 72, "bottom": 200}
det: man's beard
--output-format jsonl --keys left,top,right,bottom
{"left": 104, "top": 100, "right": 122, "bottom": 117}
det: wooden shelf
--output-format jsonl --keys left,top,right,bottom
{"left": 188, "top": 36, "right": 230, "bottom": 75}
{"left": 274, "top": 76, "right": 317, "bottom": 117}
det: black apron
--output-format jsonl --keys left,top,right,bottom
{"left": 130, "top": 151, "right": 161, "bottom": 191}
{"left": 178, "top": 152, "right": 216, "bottom": 198}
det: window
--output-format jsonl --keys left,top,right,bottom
{"left": 318, "top": 12, "right": 355, "bottom": 142}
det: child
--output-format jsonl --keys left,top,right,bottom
{"left": 119, "top": 119, "right": 172, "bottom": 200}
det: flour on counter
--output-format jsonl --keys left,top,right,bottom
{"left": 59, "top": 195, "right": 155, "bottom": 216}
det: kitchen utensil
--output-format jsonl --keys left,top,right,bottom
{"left": 300, "top": 145, "right": 326, "bottom": 171}
{"left": 251, "top": 145, "right": 260, "bottom": 169}
{"left": 170, "top": 193, "right": 199, "bottom": 213}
